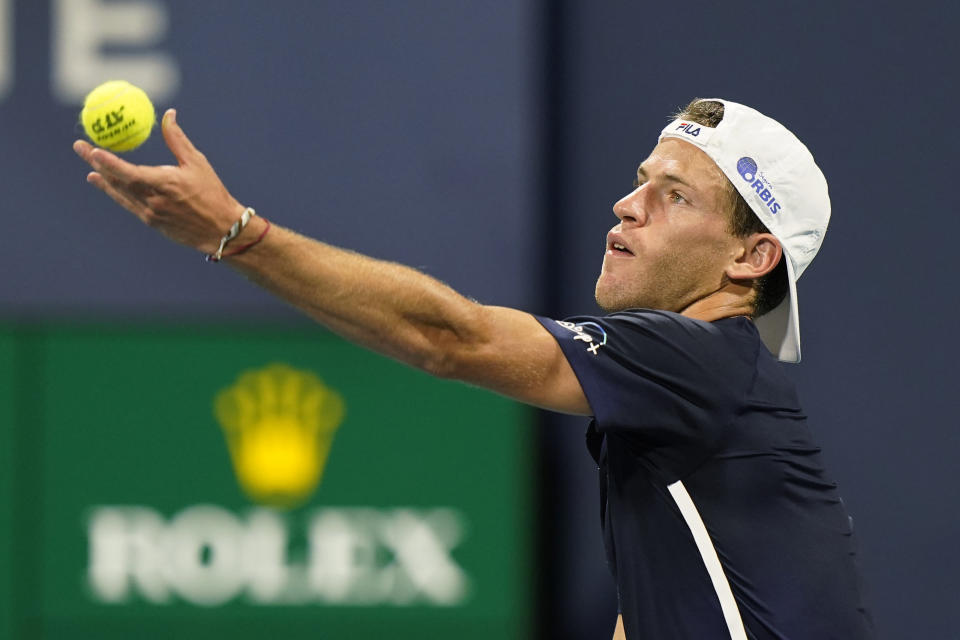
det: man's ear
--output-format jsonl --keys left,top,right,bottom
{"left": 726, "top": 233, "right": 782, "bottom": 281}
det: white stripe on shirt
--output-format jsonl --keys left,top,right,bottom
{"left": 667, "top": 480, "right": 748, "bottom": 640}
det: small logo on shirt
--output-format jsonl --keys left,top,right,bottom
{"left": 555, "top": 320, "right": 608, "bottom": 355}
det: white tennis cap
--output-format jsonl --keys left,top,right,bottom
{"left": 659, "top": 99, "right": 830, "bottom": 363}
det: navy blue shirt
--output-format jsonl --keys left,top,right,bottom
{"left": 538, "top": 310, "right": 873, "bottom": 639}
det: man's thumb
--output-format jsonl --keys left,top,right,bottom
{"left": 162, "top": 109, "right": 200, "bottom": 166}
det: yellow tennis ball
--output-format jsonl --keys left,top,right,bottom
{"left": 80, "top": 80, "right": 156, "bottom": 152}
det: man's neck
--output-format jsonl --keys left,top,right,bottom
{"left": 680, "top": 281, "right": 755, "bottom": 323}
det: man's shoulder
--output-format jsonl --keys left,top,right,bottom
{"left": 540, "top": 309, "right": 770, "bottom": 384}
{"left": 557, "top": 309, "right": 760, "bottom": 347}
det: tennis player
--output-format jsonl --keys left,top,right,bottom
{"left": 73, "top": 98, "right": 873, "bottom": 639}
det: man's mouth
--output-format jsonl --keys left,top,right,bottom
{"left": 606, "top": 234, "right": 635, "bottom": 256}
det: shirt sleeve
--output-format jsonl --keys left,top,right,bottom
{"left": 537, "top": 310, "right": 756, "bottom": 463}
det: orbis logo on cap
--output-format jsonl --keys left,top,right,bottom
{"left": 737, "top": 156, "right": 781, "bottom": 215}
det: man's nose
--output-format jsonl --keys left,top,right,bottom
{"left": 612, "top": 187, "right": 648, "bottom": 226}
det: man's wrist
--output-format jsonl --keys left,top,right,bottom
{"left": 204, "top": 205, "right": 267, "bottom": 262}
{"left": 232, "top": 211, "right": 267, "bottom": 244}
{"left": 220, "top": 215, "right": 272, "bottom": 262}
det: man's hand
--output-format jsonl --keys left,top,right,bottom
{"left": 73, "top": 108, "right": 247, "bottom": 255}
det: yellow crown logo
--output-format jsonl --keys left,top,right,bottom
{"left": 214, "top": 364, "right": 345, "bottom": 508}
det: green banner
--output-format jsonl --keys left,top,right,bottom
{"left": 0, "top": 329, "right": 16, "bottom": 640}
{"left": 2, "top": 324, "right": 532, "bottom": 639}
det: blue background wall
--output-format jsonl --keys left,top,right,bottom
{"left": 2, "top": 1, "right": 958, "bottom": 637}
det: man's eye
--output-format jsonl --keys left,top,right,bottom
{"left": 633, "top": 177, "right": 645, "bottom": 189}
{"left": 669, "top": 191, "right": 687, "bottom": 204}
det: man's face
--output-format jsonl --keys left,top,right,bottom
{"left": 595, "top": 138, "right": 742, "bottom": 313}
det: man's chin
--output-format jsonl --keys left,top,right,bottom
{"left": 595, "top": 283, "right": 666, "bottom": 313}
{"left": 595, "top": 296, "right": 619, "bottom": 313}
{"left": 594, "top": 286, "right": 634, "bottom": 313}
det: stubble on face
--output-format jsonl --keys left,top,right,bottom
{"left": 594, "top": 140, "right": 737, "bottom": 314}
{"left": 595, "top": 240, "right": 730, "bottom": 313}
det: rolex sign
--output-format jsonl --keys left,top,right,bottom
{"left": 0, "top": 324, "right": 531, "bottom": 639}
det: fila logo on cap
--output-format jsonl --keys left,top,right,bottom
{"left": 675, "top": 122, "right": 702, "bottom": 137}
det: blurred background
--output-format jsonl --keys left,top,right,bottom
{"left": 1, "top": 0, "right": 958, "bottom": 638}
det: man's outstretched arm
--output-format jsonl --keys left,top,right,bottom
{"left": 73, "top": 109, "right": 590, "bottom": 416}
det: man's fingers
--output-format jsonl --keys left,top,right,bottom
{"left": 86, "top": 171, "right": 154, "bottom": 223}
{"left": 73, "top": 139, "right": 94, "bottom": 162}
{"left": 86, "top": 147, "right": 138, "bottom": 181}
{"left": 161, "top": 109, "right": 200, "bottom": 166}
{"left": 87, "top": 146, "right": 169, "bottom": 192}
